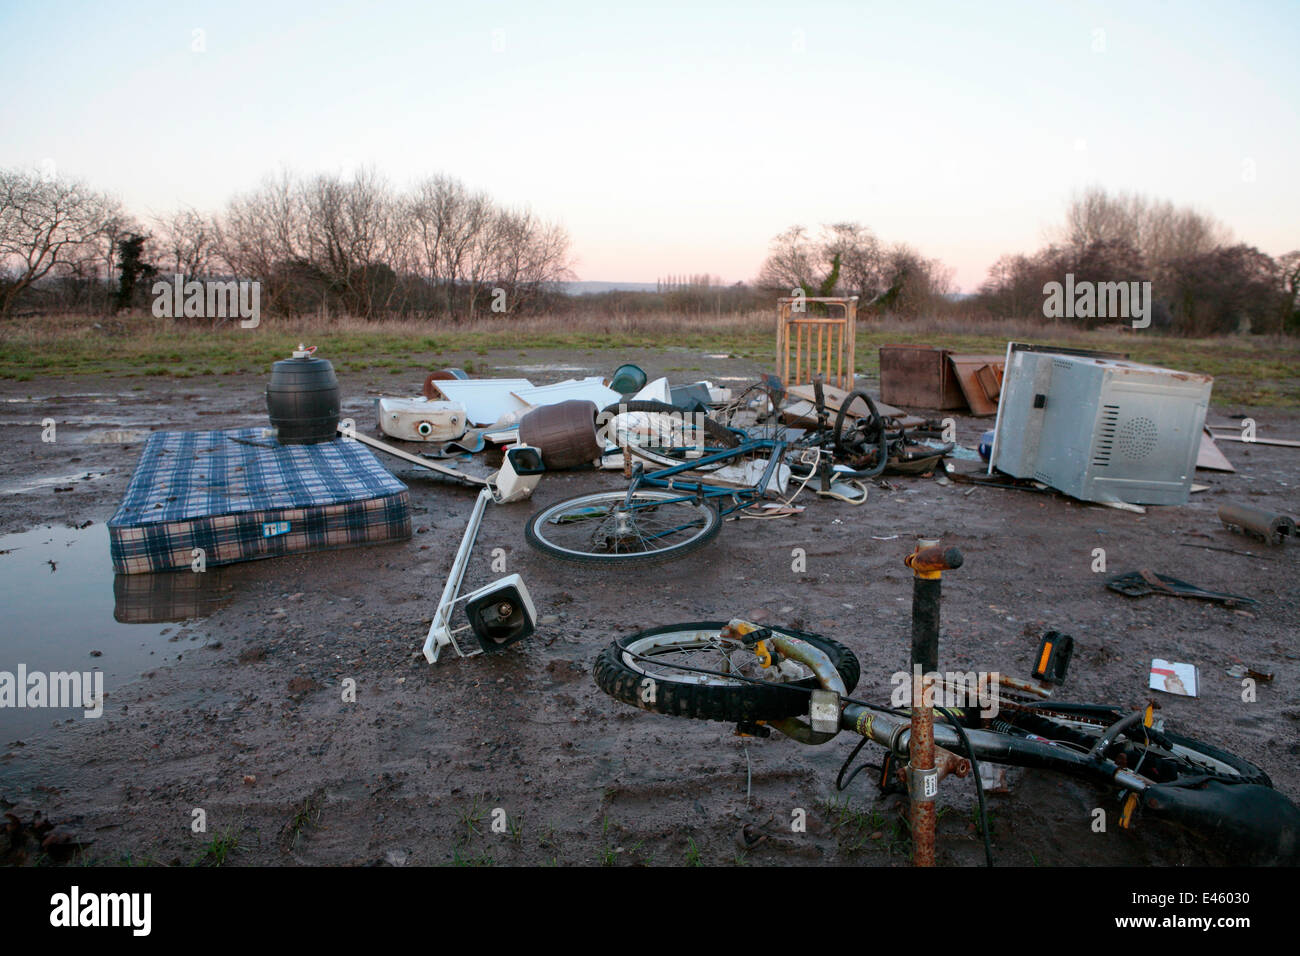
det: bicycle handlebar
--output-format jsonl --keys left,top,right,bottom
{"left": 905, "top": 545, "right": 964, "bottom": 573}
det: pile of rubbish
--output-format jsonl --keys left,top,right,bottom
{"left": 106, "top": 334, "right": 1297, "bottom": 673}
{"left": 92, "top": 324, "right": 1299, "bottom": 869}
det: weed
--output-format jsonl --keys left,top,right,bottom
{"left": 458, "top": 796, "right": 487, "bottom": 839}
{"left": 281, "top": 789, "right": 324, "bottom": 851}
{"left": 450, "top": 845, "right": 494, "bottom": 867}
{"left": 193, "top": 827, "right": 240, "bottom": 867}
{"left": 537, "top": 825, "right": 558, "bottom": 850}
{"left": 685, "top": 837, "right": 702, "bottom": 867}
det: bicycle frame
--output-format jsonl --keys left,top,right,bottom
{"left": 715, "top": 620, "right": 1300, "bottom": 865}
{"left": 720, "top": 617, "right": 1152, "bottom": 804}
{"left": 624, "top": 438, "right": 789, "bottom": 519}
{"left": 592, "top": 528, "right": 1300, "bottom": 864}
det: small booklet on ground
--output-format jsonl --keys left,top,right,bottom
{"left": 1150, "top": 659, "right": 1200, "bottom": 697}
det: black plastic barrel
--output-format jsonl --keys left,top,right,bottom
{"left": 266, "top": 348, "right": 340, "bottom": 445}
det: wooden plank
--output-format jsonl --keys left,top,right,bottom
{"left": 1196, "top": 429, "right": 1235, "bottom": 472}
{"left": 340, "top": 429, "right": 489, "bottom": 485}
{"left": 974, "top": 363, "right": 1002, "bottom": 401}
{"left": 948, "top": 354, "right": 1006, "bottom": 417}
{"left": 1206, "top": 429, "right": 1300, "bottom": 448}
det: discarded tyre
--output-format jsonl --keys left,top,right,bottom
{"left": 593, "top": 622, "right": 860, "bottom": 723}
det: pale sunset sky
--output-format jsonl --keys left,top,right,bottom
{"left": 2, "top": 0, "right": 1296, "bottom": 291}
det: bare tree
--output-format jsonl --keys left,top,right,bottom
{"left": 1278, "top": 250, "right": 1300, "bottom": 334}
{"left": 757, "top": 225, "right": 818, "bottom": 292}
{"left": 874, "top": 242, "right": 954, "bottom": 316}
{"left": 400, "top": 175, "right": 574, "bottom": 319}
{"left": 821, "top": 222, "right": 885, "bottom": 298}
{"left": 154, "top": 208, "right": 218, "bottom": 279}
{"left": 215, "top": 171, "right": 309, "bottom": 314}
{"left": 487, "top": 206, "right": 575, "bottom": 312}
{"left": 1059, "top": 187, "right": 1230, "bottom": 289}
{"left": 300, "top": 167, "right": 396, "bottom": 317}
{"left": 0, "top": 168, "right": 119, "bottom": 317}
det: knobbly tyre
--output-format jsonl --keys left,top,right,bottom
{"left": 592, "top": 544, "right": 1300, "bottom": 866}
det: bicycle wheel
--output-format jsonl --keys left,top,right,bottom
{"left": 990, "top": 707, "right": 1293, "bottom": 863}
{"left": 525, "top": 489, "right": 722, "bottom": 566}
{"left": 996, "top": 708, "right": 1271, "bottom": 786}
{"left": 593, "top": 622, "right": 861, "bottom": 723}
{"left": 833, "top": 389, "right": 889, "bottom": 477}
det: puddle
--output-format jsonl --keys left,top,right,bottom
{"left": 0, "top": 394, "right": 118, "bottom": 404}
{"left": 0, "top": 415, "right": 140, "bottom": 427}
{"left": 1, "top": 472, "right": 109, "bottom": 496}
{"left": 0, "top": 524, "right": 230, "bottom": 741}
{"left": 83, "top": 429, "right": 152, "bottom": 444}
{"left": 495, "top": 364, "right": 594, "bottom": 374}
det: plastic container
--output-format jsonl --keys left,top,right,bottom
{"left": 609, "top": 364, "right": 647, "bottom": 395}
{"left": 267, "top": 345, "right": 340, "bottom": 445}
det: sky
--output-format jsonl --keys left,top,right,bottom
{"left": 2, "top": 0, "right": 1297, "bottom": 291}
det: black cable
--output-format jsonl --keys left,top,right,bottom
{"left": 937, "top": 706, "right": 994, "bottom": 868}
{"left": 835, "top": 737, "right": 880, "bottom": 792}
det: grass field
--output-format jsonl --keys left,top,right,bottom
{"left": 2, "top": 311, "right": 1298, "bottom": 407}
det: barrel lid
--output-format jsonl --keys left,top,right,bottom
{"left": 271, "top": 344, "right": 335, "bottom": 375}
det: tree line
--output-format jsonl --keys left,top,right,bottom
{"left": 968, "top": 188, "right": 1299, "bottom": 335}
{"left": 2, "top": 166, "right": 1297, "bottom": 334}
{"left": 756, "top": 194, "right": 1298, "bottom": 335}
{"left": 0, "top": 167, "right": 576, "bottom": 320}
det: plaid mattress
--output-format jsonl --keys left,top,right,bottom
{"left": 109, "top": 428, "right": 411, "bottom": 573}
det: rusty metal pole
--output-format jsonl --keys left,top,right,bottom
{"left": 903, "top": 538, "right": 963, "bottom": 867}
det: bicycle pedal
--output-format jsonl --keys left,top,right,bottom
{"left": 1032, "top": 631, "right": 1074, "bottom": 686}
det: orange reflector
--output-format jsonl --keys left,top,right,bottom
{"left": 1120, "top": 792, "right": 1139, "bottom": 829}
{"left": 1036, "top": 642, "right": 1053, "bottom": 677}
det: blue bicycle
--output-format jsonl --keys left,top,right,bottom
{"left": 524, "top": 437, "right": 790, "bottom": 565}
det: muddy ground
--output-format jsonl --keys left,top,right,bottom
{"left": 1, "top": 349, "right": 1297, "bottom": 867}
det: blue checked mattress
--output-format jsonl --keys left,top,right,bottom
{"left": 109, "top": 428, "right": 411, "bottom": 573}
